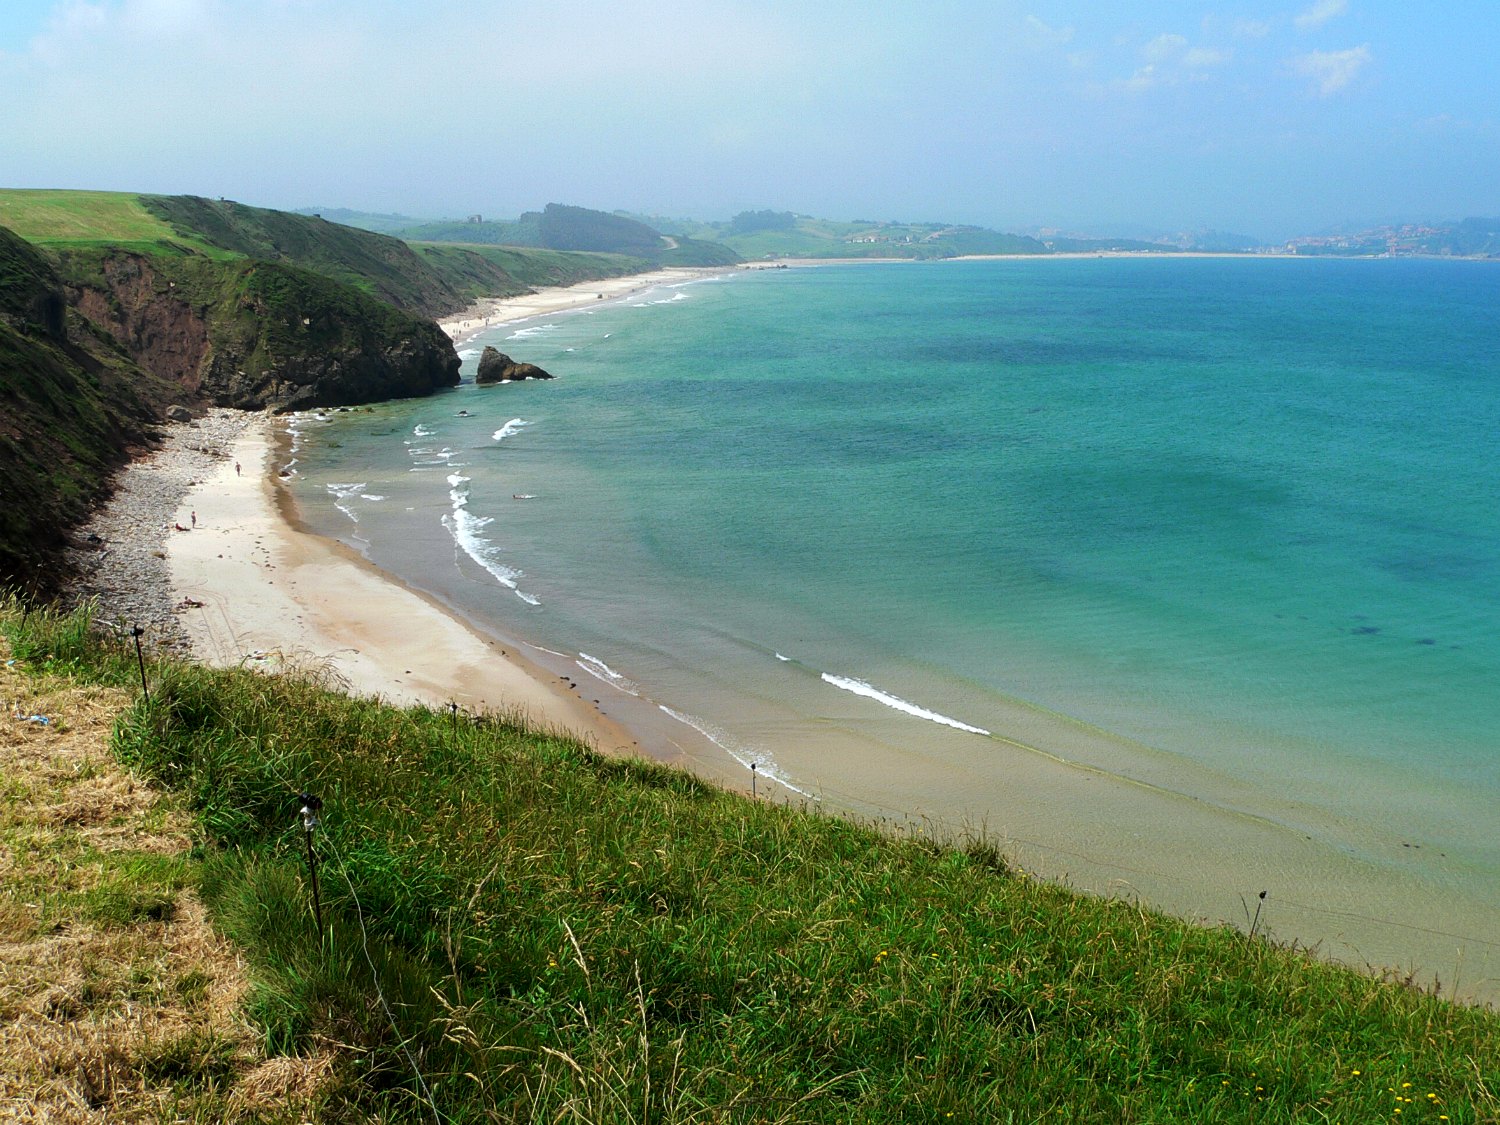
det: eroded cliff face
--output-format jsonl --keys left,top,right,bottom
{"left": 71, "top": 255, "right": 211, "bottom": 391}
{"left": 62, "top": 251, "right": 461, "bottom": 412}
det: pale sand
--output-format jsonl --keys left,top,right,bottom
{"left": 166, "top": 419, "right": 633, "bottom": 747}
{"left": 438, "top": 267, "right": 734, "bottom": 346}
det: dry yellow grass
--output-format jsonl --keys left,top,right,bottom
{"left": 0, "top": 644, "right": 331, "bottom": 1122}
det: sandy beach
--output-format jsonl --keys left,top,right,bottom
{"left": 438, "top": 267, "right": 735, "bottom": 346}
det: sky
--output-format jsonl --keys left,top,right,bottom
{"left": 1, "top": 0, "right": 1495, "bottom": 240}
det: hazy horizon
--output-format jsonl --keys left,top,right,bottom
{"left": 2, "top": 1, "right": 1495, "bottom": 242}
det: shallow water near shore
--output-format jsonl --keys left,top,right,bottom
{"left": 286, "top": 258, "right": 1500, "bottom": 995}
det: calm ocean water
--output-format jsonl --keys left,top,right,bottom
{"left": 286, "top": 258, "right": 1500, "bottom": 967}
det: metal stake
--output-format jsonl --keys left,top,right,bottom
{"left": 1248, "top": 890, "right": 1267, "bottom": 941}
{"left": 750, "top": 762, "right": 758, "bottom": 798}
{"left": 300, "top": 793, "right": 324, "bottom": 933}
{"left": 130, "top": 626, "right": 149, "bottom": 703}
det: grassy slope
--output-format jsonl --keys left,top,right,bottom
{"left": 0, "top": 190, "right": 659, "bottom": 319}
{"left": 412, "top": 243, "right": 651, "bottom": 299}
{"left": 0, "top": 621, "right": 318, "bottom": 1121}
{"left": 0, "top": 189, "right": 231, "bottom": 257}
{"left": 397, "top": 204, "right": 743, "bottom": 269}
{"left": 139, "top": 195, "right": 471, "bottom": 317}
{"left": 6, "top": 599, "right": 1495, "bottom": 1122}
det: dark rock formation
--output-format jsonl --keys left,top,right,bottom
{"left": 475, "top": 346, "right": 554, "bottom": 384}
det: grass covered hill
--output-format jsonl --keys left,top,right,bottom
{"left": 5, "top": 598, "right": 1497, "bottom": 1121}
{"left": 395, "top": 203, "right": 742, "bottom": 268}
{"left": 0, "top": 190, "right": 668, "bottom": 320}
{"left": 634, "top": 210, "right": 1207, "bottom": 260}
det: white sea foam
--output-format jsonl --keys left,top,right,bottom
{"left": 409, "top": 446, "right": 458, "bottom": 468}
{"left": 507, "top": 323, "right": 559, "bottom": 340}
{"left": 284, "top": 409, "right": 330, "bottom": 455}
{"left": 326, "top": 481, "right": 368, "bottom": 525}
{"left": 575, "top": 653, "right": 640, "bottom": 695}
{"left": 657, "top": 706, "right": 814, "bottom": 799}
{"left": 493, "top": 418, "right": 529, "bottom": 442}
{"left": 774, "top": 652, "right": 790, "bottom": 662}
{"left": 442, "top": 475, "right": 540, "bottom": 605}
{"left": 820, "top": 674, "right": 990, "bottom": 736}
{"left": 360, "top": 494, "right": 385, "bottom": 501}
{"left": 413, "top": 423, "right": 435, "bottom": 437}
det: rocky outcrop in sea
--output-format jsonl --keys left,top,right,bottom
{"left": 475, "top": 346, "right": 553, "bottom": 384}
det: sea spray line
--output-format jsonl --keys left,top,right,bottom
{"left": 575, "top": 653, "right": 640, "bottom": 695}
{"left": 506, "top": 323, "right": 560, "bottom": 340}
{"left": 821, "top": 673, "right": 991, "bottom": 736}
{"left": 657, "top": 705, "right": 815, "bottom": 800}
{"left": 326, "top": 482, "right": 369, "bottom": 525}
{"left": 443, "top": 472, "right": 542, "bottom": 606}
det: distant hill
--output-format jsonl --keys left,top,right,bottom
{"left": 1429, "top": 217, "right": 1500, "bottom": 256}
{"left": 395, "top": 203, "right": 741, "bottom": 268}
{"left": 670, "top": 212, "right": 1052, "bottom": 260}
{"left": 293, "top": 206, "right": 427, "bottom": 235}
{"left": 1285, "top": 217, "right": 1500, "bottom": 258}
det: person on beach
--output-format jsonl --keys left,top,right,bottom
{"left": 235, "top": 462, "right": 241, "bottom": 477}
{"left": 190, "top": 511, "right": 197, "bottom": 528}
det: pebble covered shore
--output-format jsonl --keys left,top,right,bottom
{"left": 66, "top": 408, "right": 256, "bottom": 650}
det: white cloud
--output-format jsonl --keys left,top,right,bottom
{"left": 1290, "top": 44, "right": 1371, "bottom": 95}
{"left": 1024, "top": 14, "right": 1074, "bottom": 49}
{"left": 1294, "top": 0, "right": 1348, "bottom": 31}
{"left": 1233, "top": 18, "right": 1273, "bottom": 39}
{"left": 1143, "top": 33, "right": 1188, "bottom": 62}
{"left": 1123, "top": 64, "right": 1160, "bottom": 92}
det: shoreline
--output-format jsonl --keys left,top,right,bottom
{"left": 163, "top": 413, "right": 646, "bottom": 757}
{"left": 85, "top": 270, "right": 1500, "bottom": 1008}
{"left": 437, "top": 266, "right": 737, "bottom": 346}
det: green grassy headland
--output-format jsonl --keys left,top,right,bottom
{"left": 4, "top": 597, "right": 1496, "bottom": 1122}
{"left": 0, "top": 190, "right": 679, "bottom": 319}
{"left": 0, "top": 188, "right": 232, "bottom": 257}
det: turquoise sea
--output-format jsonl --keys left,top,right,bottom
{"left": 285, "top": 258, "right": 1500, "bottom": 990}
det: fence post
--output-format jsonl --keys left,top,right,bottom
{"left": 300, "top": 793, "right": 324, "bottom": 933}
{"left": 130, "top": 626, "right": 149, "bottom": 703}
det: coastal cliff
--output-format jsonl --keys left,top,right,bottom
{"left": 59, "top": 248, "right": 460, "bottom": 411}
{"left": 0, "top": 227, "right": 183, "bottom": 589}
{"left": 0, "top": 215, "right": 460, "bottom": 590}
